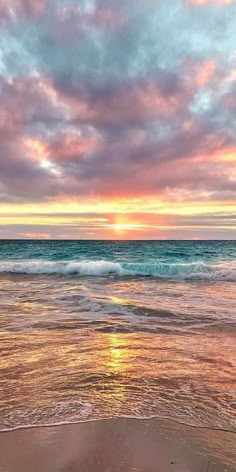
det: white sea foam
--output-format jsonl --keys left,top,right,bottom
{"left": 0, "top": 259, "right": 236, "bottom": 281}
{"left": 0, "top": 260, "right": 123, "bottom": 276}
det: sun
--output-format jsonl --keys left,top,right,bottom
{"left": 112, "top": 223, "right": 138, "bottom": 233}
{"left": 113, "top": 224, "right": 128, "bottom": 232}
{"left": 111, "top": 221, "right": 148, "bottom": 234}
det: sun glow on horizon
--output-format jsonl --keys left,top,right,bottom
{"left": 113, "top": 223, "right": 139, "bottom": 233}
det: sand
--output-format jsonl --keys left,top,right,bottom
{"left": 0, "top": 417, "right": 235, "bottom": 472}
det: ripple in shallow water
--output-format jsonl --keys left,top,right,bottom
{"left": 0, "top": 273, "right": 235, "bottom": 432}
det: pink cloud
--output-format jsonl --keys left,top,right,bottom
{"left": 0, "top": 64, "right": 235, "bottom": 206}
{"left": 0, "top": 0, "right": 46, "bottom": 20}
{"left": 183, "top": 59, "right": 217, "bottom": 88}
{"left": 93, "top": 7, "right": 127, "bottom": 29}
{"left": 189, "top": 0, "right": 233, "bottom": 5}
{"left": 0, "top": 75, "right": 69, "bottom": 135}
{"left": 18, "top": 232, "right": 51, "bottom": 239}
{"left": 65, "top": 80, "right": 189, "bottom": 126}
{"left": 47, "top": 133, "right": 103, "bottom": 163}
{"left": 195, "top": 61, "right": 216, "bottom": 86}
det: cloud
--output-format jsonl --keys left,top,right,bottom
{"left": 59, "top": 76, "right": 188, "bottom": 128}
{"left": 194, "top": 61, "right": 216, "bottom": 86}
{"left": 0, "top": 0, "right": 235, "bottom": 237}
{"left": 0, "top": 0, "right": 47, "bottom": 22}
{"left": 0, "top": 63, "right": 235, "bottom": 202}
{"left": 189, "top": 0, "right": 233, "bottom": 6}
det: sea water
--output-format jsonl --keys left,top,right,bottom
{"left": 0, "top": 240, "right": 235, "bottom": 432}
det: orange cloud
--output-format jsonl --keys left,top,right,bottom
{"left": 214, "top": 150, "right": 236, "bottom": 163}
{"left": 24, "top": 138, "right": 48, "bottom": 161}
{"left": 24, "top": 133, "right": 102, "bottom": 167}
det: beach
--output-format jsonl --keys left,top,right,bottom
{"left": 1, "top": 0, "right": 236, "bottom": 467}
{"left": 0, "top": 417, "right": 235, "bottom": 472}
{"left": 0, "top": 240, "right": 235, "bottom": 470}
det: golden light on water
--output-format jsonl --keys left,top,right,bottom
{"left": 100, "top": 333, "right": 137, "bottom": 411}
{"left": 106, "top": 333, "right": 132, "bottom": 374}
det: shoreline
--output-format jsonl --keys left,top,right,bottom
{"left": 0, "top": 417, "right": 235, "bottom": 472}
{"left": 0, "top": 414, "right": 235, "bottom": 435}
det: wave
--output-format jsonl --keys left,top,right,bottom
{"left": 0, "top": 259, "right": 235, "bottom": 281}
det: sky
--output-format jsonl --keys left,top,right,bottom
{"left": 0, "top": 0, "right": 235, "bottom": 240}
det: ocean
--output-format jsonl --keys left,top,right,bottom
{"left": 0, "top": 240, "right": 235, "bottom": 433}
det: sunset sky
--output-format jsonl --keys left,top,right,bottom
{"left": 0, "top": 0, "right": 235, "bottom": 239}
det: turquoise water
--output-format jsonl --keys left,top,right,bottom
{"left": 0, "top": 240, "right": 235, "bottom": 432}
{"left": 0, "top": 240, "right": 236, "bottom": 279}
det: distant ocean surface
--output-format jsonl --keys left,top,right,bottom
{"left": 0, "top": 240, "right": 235, "bottom": 432}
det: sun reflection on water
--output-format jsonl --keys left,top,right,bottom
{"left": 106, "top": 333, "right": 132, "bottom": 374}
{"left": 98, "top": 333, "right": 138, "bottom": 413}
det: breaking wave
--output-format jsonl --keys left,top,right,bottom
{"left": 0, "top": 259, "right": 235, "bottom": 281}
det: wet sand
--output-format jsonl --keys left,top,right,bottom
{"left": 0, "top": 418, "right": 235, "bottom": 472}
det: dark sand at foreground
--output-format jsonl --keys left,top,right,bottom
{"left": 0, "top": 418, "right": 235, "bottom": 472}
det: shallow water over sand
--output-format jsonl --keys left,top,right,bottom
{"left": 0, "top": 267, "right": 235, "bottom": 432}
